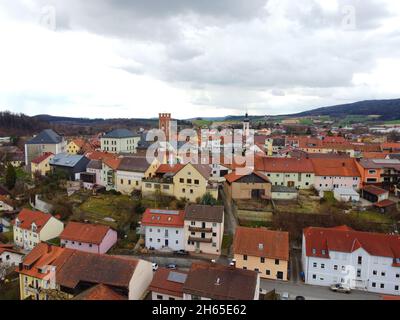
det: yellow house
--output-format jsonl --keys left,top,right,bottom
{"left": 66, "top": 139, "right": 86, "bottom": 155}
{"left": 173, "top": 163, "right": 218, "bottom": 202}
{"left": 18, "top": 244, "right": 64, "bottom": 300}
{"left": 115, "top": 157, "right": 159, "bottom": 195}
{"left": 30, "top": 152, "right": 54, "bottom": 178}
{"left": 233, "top": 227, "right": 289, "bottom": 281}
{"left": 13, "top": 209, "right": 64, "bottom": 251}
{"left": 17, "top": 243, "right": 153, "bottom": 300}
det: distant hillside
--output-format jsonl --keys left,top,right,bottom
{"left": 0, "top": 111, "right": 48, "bottom": 136}
{"left": 291, "top": 99, "right": 400, "bottom": 121}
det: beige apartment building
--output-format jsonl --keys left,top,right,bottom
{"left": 184, "top": 204, "right": 224, "bottom": 255}
{"left": 233, "top": 227, "right": 289, "bottom": 281}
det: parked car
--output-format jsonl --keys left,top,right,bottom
{"left": 280, "top": 292, "right": 290, "bottom": 300}
{"left": 152, "top": 263, "right": 159, "bottom": 271}
{"left": 166, "top": 264, "right": 177, "bottom": 270}
{"left": 330, "top": 283, "right": 351, "bottom": 294}
{"left": 174, "top": 250, "right": 189, "bottom": 256}
{"left": 295, "top": 296, "right": 306, "bottom": 300}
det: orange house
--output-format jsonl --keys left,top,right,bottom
{"left": 355, "top": 159, "right": 383, "bottom": 186}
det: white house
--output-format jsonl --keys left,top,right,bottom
{"left": 302, "top": 226, "right": 400, "bottom": 295}
{"left": 141, "top": 209, "right": 185, "bottom": 251}
{"left": 100, "top": 129, "right": 140, "bottom": 154}
{"left": 0, "top": 245, "right": 24, "bottom": 277}
{"left": 13, "top": 209, "right": 64, "bottom": 251}
{"left": 311, "top": 158, "right": 361, "bottom": 192}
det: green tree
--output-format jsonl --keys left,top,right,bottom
{"left": 5, "top": 164, "right": 16, "bottom": 190}
{"left": 198, "top": 192, "right": 217, "bottom": 206}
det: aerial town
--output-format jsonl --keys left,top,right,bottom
{"left": 0, "top": 112, "right": 399, "bottom": 301}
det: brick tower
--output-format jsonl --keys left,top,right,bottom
{"left": 159, "top": 113, "right": 171, "bottom": 141}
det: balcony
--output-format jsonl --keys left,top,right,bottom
{"left": 189, "top": 236, "right": 212, "bottom": 243}
{"left": 189, "top": 226, "right": 213, "bottom": 233}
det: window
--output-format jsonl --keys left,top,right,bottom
{"left": 190, "top": 189, "right": 194, "bottom": 194}
{"left": 266, "top": 270, "right": 271, "bottom": 276}
{"left": 357, "top": 269, "right": 361, "bottom": 277}
{"left": 182, "top": 188, "right": 185, "bottom": 193}
{"left": 381, "top": 272, "right": 386, "bottom": 277}
{"left": 373, "top": 270, "right": 377, "bottom": 275}
{"left": 372, "top": 282, "right": 376, "bottom": 288}
{"left": 396, "top": 286, "right": 399, "bottom": 291}
{"left": 275, "top": 259, "right": 279, "bottom": 265}
{"left": 212, "top": 233, "right": 217, "bottom": 237}
{"left": 187, "top": 179, "right": 192, "bottom": 184}
{"left": 180, "top": 178, "right": 184, "bottom": 183}
{"left": 358, "top": 256, "right": 362, "bottom": 265}
{"left": 321, "top": 264, "right": 325, "bottom": 269}
{"left": 312, "top": 248, "right": 316, "bottom": 255}
{"left": 261, "top": 257, "right": 265, "bottom": 263}
{"left": 176, "top": 230, "right": 179, "bottom": 234}
{"left": 149, "top": 238, "right": 152, "bottom": 242}
{"left": 243, "top": 255, "right": 248, "bottom": 261}
{"left": 334, "top": 265, "right": 338, "bottom": 271}
{"left": 255, "top": 268, "right": 260, "bottom": 273}
{"left": 194, "top": 180, "right": 199, "bottom": 185}
{"left": 243, "top": 267, "right": 247, "bottom": 270}
{"left": 380, "top": 283, "right": 385, "bottom": 289}
{"left": 396, "top": 274, "right": 400, "bottom": 278}
{"left": 313, "top": 262, "right": 317, "bottom": 268}
{"left": 157, "top": 295, "right": 163, "bottom": 300}
{"left": 312, "top": 274, "right": 316, "bottom": 280}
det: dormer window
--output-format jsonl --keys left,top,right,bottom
{"left": 16, "top": 219, "right": 21, "bottom": 227}
{"left": 32, "top": 223, "right": 37, "bottom": 233}
{"left": 312, "top": 248, "right": 316, "bottom": 255}
{"left": 322, "top": 250, "right": 326, "bottom": 255}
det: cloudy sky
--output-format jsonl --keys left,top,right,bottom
{"left": 0, "top": 0, "right": 399, "bottom": 119}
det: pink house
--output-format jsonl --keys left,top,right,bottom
{"left": 60, "top": 222, "right": 118, "bottom": 254}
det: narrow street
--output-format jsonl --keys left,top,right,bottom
{"left": 220, "top": 188, "right": 237, "bottom": 235}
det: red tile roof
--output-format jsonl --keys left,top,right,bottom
{"left": 103, "top": 158, "right": 121, "bottom": 170}
{"left": 31, "top": 152, "right": 53, "bottom": 164}
{"left": 141, "top": 209, "right": 185, "bottom": 228}
{"left": 14, "top": 209, "right": 54, "bottom": 232}
{"left": 374, "top": 199, "right": 397, "bottom": 208}
{"left": 56, "top": 252, "right": 139, "bottom": 289}
{"left": 363, "top": 185, "right": 388, "bottom": 196}
{"left": 255, "top": 156, "right": 314, "bottom": 173}
{"left": 0, "top": 244, "right": 22, "bottom": 256}
{"left": 224, "top": 171, "right": 270, "bottom": 184}
{"left": 19, "top": 243, "right": 139, "bottom": 289}
{"left": 71, "top": 138, "right": 86, "bottom": 148}
{"left": 74, "top": 284, "right": 127, "bottom": 300}
{"left": 310, "top": 158, "right": 361, "bottom": 177}
{"left": 149, "top": 268, "right": 188, "bottom": 298}
{"left": 156, "top": 164, "right": 185, "bottom": 174}
{"left": 85, "top": 151, "right": 117, "bottom": 161}
{"left": 303, "top": 226, "right": 400, "bottom": 259}
{"left": 19, "top": 243, "right": 74, "bottom": 279}
{"left": 60, "top": 222, "right": 113, "bottom": 245}
{"left": 381, "top": 142, "right": 400, "bottom": 150}
{"left": 362, "top": 152, "right": 389, "bottom": 159}
{"left": 233, "top": 227, "right": 289, "bottom": 261}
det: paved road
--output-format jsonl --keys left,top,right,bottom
{"left": 220, "top": 188, "right": 237, "bottom": 235}
{"left": 115, "top": 254, "right": 230, "bottom": 269}
{"left": 260, "top": 279, "right": 381, "bottom": 300}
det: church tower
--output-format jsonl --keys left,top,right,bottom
{"left": 243, "top": 112, "right": 250, "bottom": 137}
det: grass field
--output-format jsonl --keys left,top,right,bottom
{"left": 349, "top": 210, "right": 394, "bottom": 224}
{"left": 73, "top": 194, "right": 134, "bottom": 228}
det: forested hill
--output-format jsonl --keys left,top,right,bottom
{"left": 292, "top": 99, "right": 400, "bottom": 121}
